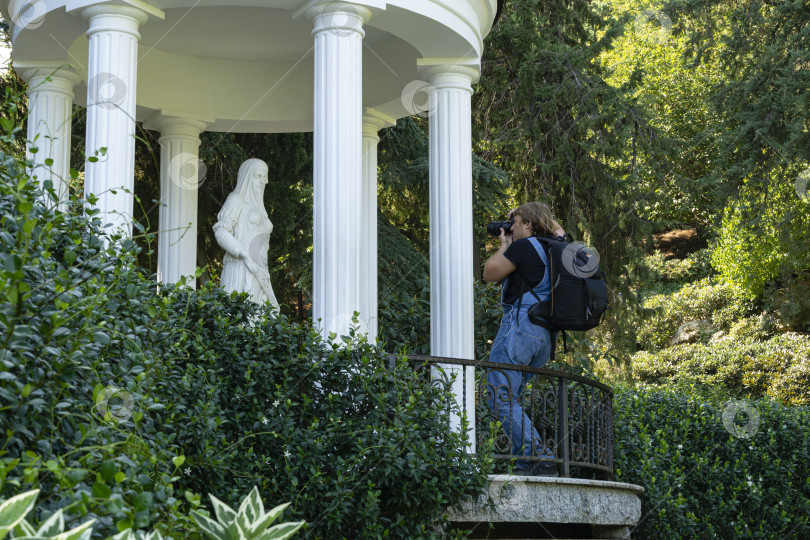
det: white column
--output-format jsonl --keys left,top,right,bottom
{"left": 361, "top": 109, "right": 394, "bottom": 342}
{"left": 424, "top": 64, "right": 480, "bottom": 450}
{"left": 146, "top": 116, "right": 206, "bottom": 287}
{"left": 23, "top": 66, "right": 81, "bottom": 210}
{"left": 82, "top": 4, "right": 149, "bottom": 237}
{"left": 308, "top": 3, "right": 372, "bottom": 339}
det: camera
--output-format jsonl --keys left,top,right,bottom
{"left": 486, "top": 219, "right": 513, "bottom": 237}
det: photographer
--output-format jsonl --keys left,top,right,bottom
{"left": 482, "top": 202, "right": 565, "bottom": 476}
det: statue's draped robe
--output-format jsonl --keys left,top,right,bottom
{"left": 213, "top": 193, "right": 278, "bottom": 306}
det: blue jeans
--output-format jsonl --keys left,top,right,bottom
{"left": 486, "top": 304, "right": 554, "bottom": 469}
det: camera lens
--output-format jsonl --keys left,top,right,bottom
{"left": 486, "top": 220, "right": 513, "bottom": 237}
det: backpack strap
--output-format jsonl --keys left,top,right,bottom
{"left": 524, "top": 237, "right": 560, "bottom": 361}
{"left": 526, "top": 236, "right": 552, "bottom": 318}
{"left": 531, "top": 235, "right": 573, "bottom": 362}
{"left": 522, "top": 237, "right": 550, "bottom": 305}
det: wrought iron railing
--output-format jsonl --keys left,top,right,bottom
{"left": 390, "top": 354, "right": 614, "bottom": 479}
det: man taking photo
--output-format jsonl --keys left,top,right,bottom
{"left": 483, "top": 201, "right": 565, "bottom": 476}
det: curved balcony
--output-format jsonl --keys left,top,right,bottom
{"left": 394, "top": 354, "right": 614, "bottom": 479}
{"left": 395, "top": 355, "right": 643, "bottom": 538}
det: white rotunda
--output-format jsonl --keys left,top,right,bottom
{"left": 3, "top": 1, "right": 504, "bottom": 431}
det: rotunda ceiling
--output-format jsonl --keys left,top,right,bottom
{"left": 4, "top": 0, "right": 501, "bottom": 132}
{"left": 139, "top": 7, "right": 390, "bottom": 63}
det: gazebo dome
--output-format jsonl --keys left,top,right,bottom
{"left": 5, "top": 0, "right": 504, "bottom": 132}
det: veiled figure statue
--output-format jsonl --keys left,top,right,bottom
{"left": 213, "top": 158, "right": 279, "bottom": 307}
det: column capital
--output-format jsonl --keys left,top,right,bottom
{"left": 297, "top": 0, "right": 383, "bottom": 19}
{"left": 16, "top": 63, "right": 82, "bottom": 95}
{"left": 302, "top": 1, "right": 374, "bottom": 38}
{"left": 362, "top": 107, "right": 395, "bottom": 139}
{"left": 144, "top": 113, "right": 209, "bottom": 140}
{"left": 69, "top": 0, "right": 165, "bottom": 34}
{"left": 418, "top": 60, "right": 481, "bottom": 91}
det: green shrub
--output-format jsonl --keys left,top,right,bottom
{"left": 727, "top": 314, "right": 774, "bottom": 341}
{"left": 768, "top": 360, "right": 810, "bottom": 407}
{"left": 140, "top": 284, "right": 492, "bottom": 539}
{"left": 0, "top": 486, "right": 302, "bottom": 540}
{"left": 711, "top": 179, "right": 810, "bottom": 300}
{"left": 636, "top": 277, "right": 754, "bottom": 351}
{"left": 710, "top": 191, "right": 783, "bottom": 299}
{"left": 614, "top": 385, "right": 810, "bottom": 538}
{"left": 708, "top": 177, "right": 810, "bottom": 333}
{"left": 762, "top": 279, "right": 810, "bottom": 333}
{"left": 632, "top": 333, "right": 810, "bottom": 406}
{"left": 0, "top": 114, "right": 190, "bottom": 536}
{"left": 639, "top": 249, "right": 713, "bottom": 291}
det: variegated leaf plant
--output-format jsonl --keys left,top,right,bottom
{"left": 191, "top": 486, "right": 304, "bottom": 540}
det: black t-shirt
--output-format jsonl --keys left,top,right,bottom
{"left": 502, "top": 237, "right": 547, "bottom": 305}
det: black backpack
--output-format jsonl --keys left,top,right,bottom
{"left": 527, "top": 234, "right": 609, "bottom": 357}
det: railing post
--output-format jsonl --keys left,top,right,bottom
{"left": 558, "top": 377, "right": 570, "bottom": 477}
{"left": 606, "top": 396, "right": 615, "bottom": 481}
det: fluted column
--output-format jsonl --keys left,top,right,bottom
{"left": 81, "top": 4, "right": 151, "bottom": 237}
{"left": 308, "top": 2, "right": 372, "bottom": 339}
{"left": 361, "top": 109, "right": 394, "bottom": 342}
{"left": 23, "top": 66, "right": 81, "bottom": 210}
{"left": 424, "top": 64, "right": 479, "bottom": 449}
{"left": 146, "top": 116, "right": 207, "bottom": 287}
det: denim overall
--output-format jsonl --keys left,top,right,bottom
{"left": 486, "top": 237, "right": 554, "bottom": 469}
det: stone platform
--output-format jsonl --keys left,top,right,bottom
{"left": 447, "top": 474, "right": 645, "bottom": 539}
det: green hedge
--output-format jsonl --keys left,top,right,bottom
{"left": 632, "top": 334, "right": 810, "bottom": 406}
{"left": 143, "top": 285, "right": 491, "bottom": 539}
{"left": 0, "top": 143, "right": 187, "bottom": 535}
{"left": 614, "top": 385, "right": 810, "bottom": 538}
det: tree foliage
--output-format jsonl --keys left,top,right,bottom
{"left": 599, "top": 0, "right": 729, "bottom": 229}
{"left": 473, "top": 0, "right": 684, "bottom": 360}
{"left": 377, "top": 117, "right": 510, "bottom": 280}
{"left": 666, "top": 0, "right": 810, "bottom": 322}
{"left": 670, "top": 0, "right": 810, "bottom": 185}
{"left": 474, "top": 0, "right": 667, "bottom": 270}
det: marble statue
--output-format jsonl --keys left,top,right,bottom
{"left": 213, "top": 158, "right": 279, "bottom": 308}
